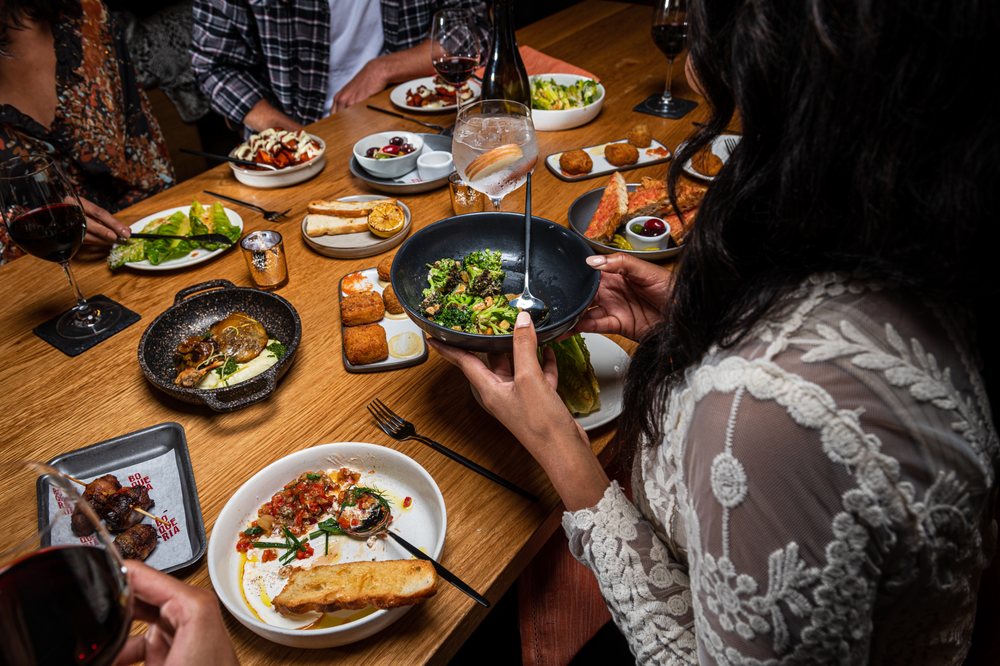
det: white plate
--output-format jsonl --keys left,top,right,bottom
{"left": 471, "top": 333, "right": 629, "bottom": 431}
{"left": 545, "top": 139, "right": 673, "bottom": 182}
{"left": 681, "top": 134, "right": 741, "bottom": 182}
{"left": 301, "top": 196, "right": 412, "bottom": 259}
{"left": 207, "top": 442, "right": 446, "bottom": 649}
{"left": 123, "top": 206, "right": 243, "bottom": 271}
{"left": 390, "top": 77, "right": 481, "bottom": 113}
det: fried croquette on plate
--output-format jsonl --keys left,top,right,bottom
{"left": 626, "top": 123, "right": 652, "bottom": 148}
{"left": 340, "top": 291, "right": 385, "bottom": 326}
{"left": 604, "top": 142, "right": 639, "bottom": 167}
{"left": 343, "top": 324, "right": 389, "bottom": 365}
{"left": 558, "top": 149, "right": 593, "bottom": 175}
{"left": 692, "top": 145, "right": 724, "bottom": 177}
{"left": 377, "top": 254, "right": 394, "bottom": 282}
{"left": 382, "top": 284, "right": 404, "bottom": 315}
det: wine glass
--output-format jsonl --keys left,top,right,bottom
{"left": 0, "top": 462, "right": 132, "bottom": 665}
{"left": 651, "top": 0, "right": 689, "bottom": 114}
{"left": 0, "top": 155, "right": 121, "bottom": 339}
{"left": 452, "top": 99, "right": 537, "bottom": 211}
{"left": 430, "top": 8, "right": 483, "bottom": 112}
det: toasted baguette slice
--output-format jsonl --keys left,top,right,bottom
{"left": 307, "top": 199, "right": 398, "bottom": 217}
{"left": 304, "top": 214, "right": 370, "bottom": 237}
{"left": 272, "top": 560, "right": 438, "bottom": 614}
{"left": 626, "top": 176, "right": 669, "bottom": 219}
{"left": 585, "top": 172, "right": 628, "bottom": 242}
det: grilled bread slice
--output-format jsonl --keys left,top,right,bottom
{"left": 584, "top": 172, "right": 628, "bottom": 242}
{"left": 304, "top": 214, "right": 370, "bottom": 237}
{"left": 272, "top": 560, "right": 438, "bottom": 614}
{"left": 626, "top": 176, "right": 669, "bottom": 219}
{"left": 307, "top": 199, "right": 398, "bottom": 217}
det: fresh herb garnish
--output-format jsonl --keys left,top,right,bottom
{"left": 343, "top": 486, "right": 391, "bottom": 508}
{"left": 324, "top": 532, "right": 329, "bottom": 556}
{"left": 307, "top": 517, "right": 345, "bottom": 540}
{"left": 305, "top": 472, "right": 322, "bottom": 481}
{"left": 251, "top": 541, "right": 289, "bottom": 549}
{"left": 242, "top": 526, "right": 264, "bottom": 537}
{"left": 216, "top": 356, "right": 238, "bottom": 378}
{"left": 266, "top": 341, "right": 287, "bottom": 359}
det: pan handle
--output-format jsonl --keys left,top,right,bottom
{"left": 173, "top": 280, "right": 237, "bottom": 305}
{"left": 200, "top": 372, "right": 277, "bottom": 412}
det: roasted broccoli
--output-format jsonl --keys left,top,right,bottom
{"left": 423, "top": 258, "right": 462, "bottom": 297}
{"left": 462, "top": 249, "right": 505, "bottom": 297}
{"left": 435, "top": 304, "right": 473, "bottom": 330}
{"left": 422, "top": 250, "right": 517, "bottom": 334}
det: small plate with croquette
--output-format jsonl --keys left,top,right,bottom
{"left": 680, "top": 134, "right": 741, "bottom": 182}
{"left": 544, "top": 125, "right": 673, "bottom": 182}
{"left": 338, "top": 254, "right": 428, "bottom": 373}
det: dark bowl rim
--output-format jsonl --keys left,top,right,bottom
{"left": 566, "top": 183, "right": 684, "bottom": 260}
{"left": 138, "top": 284, "right": 302, "bottom": 397}
{"left": 390, "top": 211, "right": 599, "bottom": 342}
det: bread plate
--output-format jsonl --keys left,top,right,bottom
{"left": 123, "top": 206, "right": 242, "bottom": 271}
{"left": 567, "top": 184, "right": 683, "bottom": 262}
{"left": 301, "top": 195, "right": 412, "bottom": 259}
{"left": 207, "top": 442, "right": 447, "bottom": 648}
{"left": 389, "top": 76, "right": 481, "bottom": 113}
{"left": 545, "top": 139, "right": 672, "bottom": 182}
{"left": 349, "top": 133, "right": 453, "bottom": 195}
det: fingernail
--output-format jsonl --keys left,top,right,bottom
{"left": 586, "top": 255, "right": 606, "bottom": 267}
{"left": 515, "top": 311, "right": 532, "bottom": 328}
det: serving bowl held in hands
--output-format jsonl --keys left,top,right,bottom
{"left": 353, "top": 132, "right": 424, "bottom": 179}
{"left": 138, "top": 280, "right": 301, "bottom": 412}
{"left": 391, "top": 212, "right": 599, "bottom": 353}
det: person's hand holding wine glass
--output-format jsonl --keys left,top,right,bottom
{"left": 650, "top": 0, "right": 694, "bottom": 118}
{"left": 430, "top": 8, "right": 483, "bottom": 112}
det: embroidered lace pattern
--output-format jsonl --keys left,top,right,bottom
{"left": 563, "top": 274, "right": 998, "bottom": 664}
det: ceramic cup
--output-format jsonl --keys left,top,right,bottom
{"left": 417, "top": 151, "right": 454, "bottom": 182}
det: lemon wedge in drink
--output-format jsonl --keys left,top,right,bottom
{"left": 367, "top": 202, "right": 405, "bottom": 238}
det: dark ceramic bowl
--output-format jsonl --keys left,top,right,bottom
{"left": 391, "top": 212, "right": 599, "bottom": 353}
{"left": 138, "top": 280, "right": 301, "bottom": 412}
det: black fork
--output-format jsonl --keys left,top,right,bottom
{"left": 367, "top": 399, "right": 538, "bottom": 501}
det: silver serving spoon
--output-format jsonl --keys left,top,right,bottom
{"left": 338, "top": 489, "right": 490, "bottom": 607}
{"left": 510, "top": 172, "right": 549, "bottom": 323}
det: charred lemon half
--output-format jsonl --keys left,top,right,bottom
{"left": 367, "top": 202, "right": 405, "bottom": 238}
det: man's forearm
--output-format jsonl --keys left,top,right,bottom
{"left": 372, "top": 40, "right": 436, "bottom": 84}
{"left": 242, "top": 99, "right": 304, "bottom": 133}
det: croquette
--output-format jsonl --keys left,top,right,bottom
{"left": 340, "top": 291, "right": 385, "bottom": 326}
{"left": 604, "top": 142, "right": 639, "bottom": 167}
{"left": 343, "top": 324, "right": 389, "bottom": 365}
{"left": 691, "top": 146, "right": 724, "bottom": 177}
{"left": 377, "top": 254, "right": 394, "bottom": 282}
{"left": 558, "top": 149, "right": 593, "bottom": 175}
{"left": 382, "top": 284, "right": 404, "bottom": 315}
{"left": 626, "top": 123, "right": 652, "bottom": 148}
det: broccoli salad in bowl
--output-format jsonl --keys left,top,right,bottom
{"left": 419, "top": 250, "right": 519, "bottom": 335}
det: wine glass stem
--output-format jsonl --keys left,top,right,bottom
{"left": 662, "top": 57, "right": 676, "bottom": 103}
{"left": 60, "top": 261, "right": 96, "bottom": 320}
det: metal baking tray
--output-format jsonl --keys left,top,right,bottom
{"left": 38, "top": 422, "right": 206, "bottom": 574}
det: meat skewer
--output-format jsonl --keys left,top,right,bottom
{"left": 113, "top": 524, "right": 158, "bottom": 561}
{"left": 64, "top": 473, "right": 171, "bottom": 530}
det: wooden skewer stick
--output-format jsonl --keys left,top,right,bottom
{"left": 64, "top": 474, "right": 171, "bottom": 529}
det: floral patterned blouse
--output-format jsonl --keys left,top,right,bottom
{"left": 0, "top": 0, "right": 174, "bottom": 264}
{"left": 564, "top": 274, "right": 998, "bottom": 664}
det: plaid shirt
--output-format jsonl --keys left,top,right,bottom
{"left": 192, "top": 0, "right": 486, "bottom": 126}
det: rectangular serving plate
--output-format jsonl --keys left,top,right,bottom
{"left": 339, "top": 267, "right": 429, "bottom": 373}
{"left": 38, "top": 422, "right": 207, "bottom": 574}
{"left": 545, "top": 138, "right": 673, "bottom": 182}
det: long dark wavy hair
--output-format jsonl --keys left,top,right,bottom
{"left": 0, "top": 0, "right": 64, "bottom": 54}
{"left": 619, "top": 0, "right": 1000, "bottom": 450}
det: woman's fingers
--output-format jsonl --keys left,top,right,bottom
{"left": 586, "top": 251, "right": 669, "bottom": 285}
{"left": 112, "top": 636, "right": 146, "bottom": 666}
{"left": 78, "top": 197, "right": 130, "bottom": 242}
{"left": 512, "top": 311, "right": 543, "bottom": 379}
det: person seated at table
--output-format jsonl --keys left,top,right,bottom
{"left": 116, "top": 559, "right": 239, "bottom": 665}
{"left": 0, "top": 0, "right": 173, "bottom": 264}
{"left": 432, "top": 0, "right": 999, "bottom": 662}
{"left": 191, "top": 0, "right": 486, "bottom": 132}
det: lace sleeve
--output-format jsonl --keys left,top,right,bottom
{"left": 563, "top": 482, "right": 697, "bottom": 664}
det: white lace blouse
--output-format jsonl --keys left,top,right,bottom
{"left": 563, "top": 274, "right": 998, "bottom": 664}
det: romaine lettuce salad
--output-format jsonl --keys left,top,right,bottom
{"left": 108, "top": 201, "right": 240, "bottom": 269}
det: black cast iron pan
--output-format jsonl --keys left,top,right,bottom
{"left": 138, "top": 280, "right": 301, "bottom": 412}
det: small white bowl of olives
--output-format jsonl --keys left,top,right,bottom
{"left": 352, "top": 132, "right": 424, "bottom": 179}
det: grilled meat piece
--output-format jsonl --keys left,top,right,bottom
{"left": 104, "top": 485, "right": 154, "bottom": 533}
{"left": 113, "top": 524, "right": 158, "bottom": 561}
{"left": 70, "top": 474, "right": 122, "bottom": 537}
{"left": 209, "top": 312, "right": 267, "bottom": 363}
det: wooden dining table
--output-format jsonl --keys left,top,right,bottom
{"left": 0, "top": 1, "right": 715, "bottom": 663}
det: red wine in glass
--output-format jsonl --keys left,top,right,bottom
{"left": 430, "top": 8, "right": 483, "bottom": 110}
{"left": 434, "top": 55, "right": 479, "bottom": 86}
{"left": 0, "top": 546, "right": 130, "bottom": 666}
{"left": 0, "top": 155, "right": 122, "bottom": 339}
{"left": 651, "top": 0, "right": 689, "bottom": 113}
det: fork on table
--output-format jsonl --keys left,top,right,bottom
{"left": 202, "top": 190, "right": 291, "bottom": 222}
{"left": 367, "top": 398, "right": 538, "bottom": 501}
